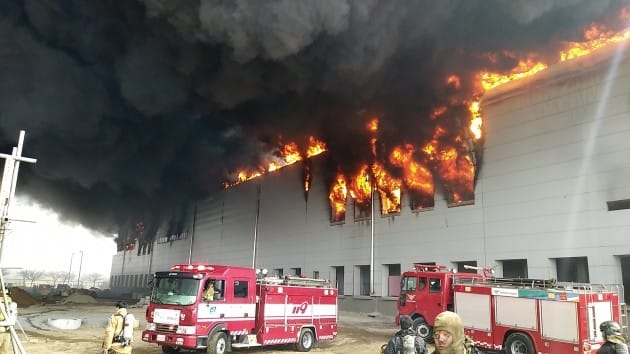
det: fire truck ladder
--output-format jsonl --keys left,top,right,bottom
{"left": 621, "top": 302, "right": 629, "bottom": 340}
{"left": 485, "top": 277, "right": 558, "bottom": 288}
{"left": 259, "top": 276, "right": 331, "bottom": 288}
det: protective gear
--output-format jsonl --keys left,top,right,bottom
{"left": 203, "top": 281, "right": 215, "bottom": 301}
{"left": 401, "top": 333, "right": 416, "bottom": 354}
{"left": 102, "top": 303, "right": 133, "bottom": 354}
{"left": 383, "top": 315, "right": 426, "bottom": 354}
{"left": 601, "top": 321, "right": 623, "bottom": 337}
{"left": 598, "top": 320, "right": 629, "bottom": 354}
{"left": 431, "top": 311, "right": 478, "bottom": 354}
{"left": 399, "top": 315, "right": 413, "bottom": 330}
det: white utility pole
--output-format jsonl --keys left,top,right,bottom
{"left": 0, "top": 130, "right": 37, "bottom": 354}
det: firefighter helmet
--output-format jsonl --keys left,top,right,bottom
{"left": 600, "top": 320, "right": 623, "bottom": 336}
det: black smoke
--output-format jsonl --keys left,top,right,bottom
{"left": 0, "top": 0, "right": 627, "bottom": 249}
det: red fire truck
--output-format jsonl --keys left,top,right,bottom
{"left": 142, "top": 264, "right": 338, "bottom": 354}
{"left": 397, "top": 264, "right": 624, "bottom": 354}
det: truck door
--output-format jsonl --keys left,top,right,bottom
{"left": 400, "top": 275, "right": 428, "bottom": 313}
{"left": 425, "top": 276, "right": 446, "bottom": 324}
{"left": 224, "top": 278, "right": 256, "bottom": 332}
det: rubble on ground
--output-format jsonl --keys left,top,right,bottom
{"left": 9, "top": 287, "right": 39, "bottom": 307}
{"left": 63, "top": 291, "right": 97, "bottom": 304}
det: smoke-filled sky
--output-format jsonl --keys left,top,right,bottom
{"left": 1, "top": 0, "right": 628, "bottom": 247}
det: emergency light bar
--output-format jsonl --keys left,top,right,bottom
{"left": 171, "top": 264, "right": 215, "bottom": 271}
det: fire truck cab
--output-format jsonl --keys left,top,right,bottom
{"left": 397, "top": 264, "right": 483, "bottom": 341}
{"left": 142, "top": 264, "right": 338, "bottom": 354}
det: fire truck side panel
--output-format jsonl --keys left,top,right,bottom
{"left": 197, "top": 302, "right": 256, "bottom": 335}
{"left": 454, "top": 292, "right": 491, "bottom": 331}
{"left": 255, "top": 284, "right": 338, "bottom": 345}
{"left": 540, "top": 300, "right": 579, "bottom": 343}
{"left": 495, "top": 296, "right": 537, "bottom": 330}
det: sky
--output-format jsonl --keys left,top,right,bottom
{"left": 1, "top": 196, "right": 116, "bottom": 277}
{"left": 0, "top": 0, "right": 629, "bottom": 258}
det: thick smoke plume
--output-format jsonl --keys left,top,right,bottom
{"left": 0, "top": 0, "right": 627, "bottom": 250}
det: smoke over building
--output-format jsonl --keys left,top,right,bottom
{"left": 0, "top": 1, "right": 628, "bottom": 252}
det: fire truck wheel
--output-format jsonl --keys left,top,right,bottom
{"left": 161, "top": 345, "right": 181, "bottom": 354}
{"left": 207, "top": 331, "right": 228, "bottom": 354}
{"left": 505, "top": 332, "right": 534, "bottom": 354}
{"left": 295, "top": 328, "right": 314, "bottom": 352}
{"left": 412, "top": 317, "right": 434, "bottom": 344}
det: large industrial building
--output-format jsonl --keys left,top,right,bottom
{"left": 110, "top": 42, "right": 630, "bottom": 315}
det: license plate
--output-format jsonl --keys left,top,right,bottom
{"left": 157, "top": 334, "right": 165, "bottom": 342}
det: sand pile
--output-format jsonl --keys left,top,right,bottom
{"left": 9, "top": 287, "right": 39, "bottom": 307}
{"left": 65, "top": 292, "right": 98, "bottom": 304}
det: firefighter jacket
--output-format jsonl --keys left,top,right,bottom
{"left": 102, "top": 307, "right": 132, "bottom": 354}
{"left": 598, "top": 340, "right": 630, "bottom": 354}
{"left": 383, "top": 328, "right": 426, "bottom": 354}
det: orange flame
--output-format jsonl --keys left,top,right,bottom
{"left": 348, "top": 165, "right": 372, "bottom": 209}
{"left": 372, "top": 162, "right": 402, "bottom": 214}
{"left": 430, "top": 106, "right": 448, "bottom": 120}
{"left": 306, "top": 136, "right": 327, "bottom": 157}
{"left": 423, "top": 126, "right": 475, "bottom": 204}
{"left": 480, "top": 58, "right": 548, "bottom": 91}
{"left": 560, "top": 23, "right": 630, "bottom": 61}
{"left": 224, "top": 135, "right": 327, "bottom": 188}
{"left": 366, "top": 118, "right": 379, "bottom": 132}
{"left": 446, "top": 74, "right": 461, "bottom": 89}
{"left": 389, "top": 145, "right": 434, "bottom": 200}
{"left": 469, "top": 100, "right": 482, "bottom": 139}
{"left": 328, "top": 173, "right": 347, "bottom": 222}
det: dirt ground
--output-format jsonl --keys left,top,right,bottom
{"left": 13, "top": 299, "right": 402, "bottom": 354}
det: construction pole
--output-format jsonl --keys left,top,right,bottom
{"left": 252, "top": 184, "right": 261, "bottom": 269}
{"left": 0, "top": 130, "right": 37, "bottom": 354}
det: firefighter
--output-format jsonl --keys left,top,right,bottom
{"left": 430, "top": 311, "right": 479, "bottom": 354}
{"left": 598, "top": 320, "right": 629, "bottom": 354}
{"left": 100, "top": 301, "right": 132, "bottom": 354}
{"left": 382, "top": 315, "right": 426, "bottom": 354}
{"left": 0, "top": 288, "right": 13, "bottom": 354}
{"left": 203, "top": 280, "right": 215, "bottom": 301}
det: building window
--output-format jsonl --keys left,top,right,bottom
{"left": 333, "top": 266, "right": 344, "bottom": 295}
{"left": 386, "top": 264, "right": 401, "bottom": 297}
{"left": 555, "top": 257, "right": 589, "bottom": 283}
{"left": 353, "top": 200, "right": 372, "bottom": 222}
{"left": 290, "top": 268, "right": 301, "bottom": 276}
{"left": 313, "top": 271, "right": 319, "bottom": 279}
{"left": 273, "top": 268, "right": 283, "bottom": 277}
{"left": 500, "top": 259, "right": 528, "bottom": 278}
{"left": 456, "top": 261, "right": 477, "bottom": 273}
{"left": 607, "top": 199, "right": 630, "bottom": 211}
{"left": 358, "top": 265, "right": 370, "bottom": 296}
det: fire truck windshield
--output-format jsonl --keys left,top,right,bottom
{"left": 151, "top": 277, "right": 200, "bottom": 305}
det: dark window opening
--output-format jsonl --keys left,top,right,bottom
{"left": 456, "top": 261, "right": 478, "bottom": 273}
{"left": 555, "top": 257, "right": 589, "bottom": 283}
{"left": 501, "top": 259, "right": 528, "bottom": 278}
{"left": 607, "top": 199, "right": 630, "bottom": 211}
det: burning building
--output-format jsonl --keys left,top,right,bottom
{"left": 110, "top": 36, "right": 630, "bottom": 313}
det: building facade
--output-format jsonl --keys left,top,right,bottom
{"left": 110, "top": 43, "right": 630, "bottom": 315}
